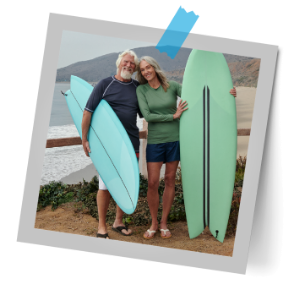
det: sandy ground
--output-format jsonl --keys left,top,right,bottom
{"left": 35, "top": 202, "right": 236, "bottom": 256}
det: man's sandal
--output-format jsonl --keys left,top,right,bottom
{"left": 96, "top": 233, "right": 109, "bottom": 239}
{"left": 160, "top": 229, "right": 172, "bottom": 239}
{"left": 143, "top": 229, "right": 157, "bottom": 240}
{"left": 112, "top": 225, "right": 132, "bottom": 236}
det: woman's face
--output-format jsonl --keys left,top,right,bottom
{"left": 139, "top": 60, "right": 157, "bottom": 82}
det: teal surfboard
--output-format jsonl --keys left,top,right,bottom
{"left": 64, "top": 75, "right": 139, "bottom": 214}
{"left": 180, "top": 50, "right": 237, "bottom": 242}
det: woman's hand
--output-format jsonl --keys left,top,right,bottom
{"left": 173, "top": 99, "right": 188, "bottom": 120}
{"left": 230, "top": 87, "right": 237, "bottom": 97}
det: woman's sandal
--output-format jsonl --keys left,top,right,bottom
{"left": 143, "top": 229, "right": 157, "bottom": 240}
{"left": 160, "top": 228, "right": 172, "bottom": 239}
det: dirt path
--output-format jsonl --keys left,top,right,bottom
{"left": 35, "top": 202, "right": 235, "bottom": 256}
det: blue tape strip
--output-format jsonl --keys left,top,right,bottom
{"left": 167, "top": 5, "right": 200, "bottom": 33}
{"left": 156, "top": 7, "right": 199, "bottom": 59}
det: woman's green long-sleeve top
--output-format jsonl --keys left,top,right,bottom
{"left": 136, "top": 81, "right": 182, "bottom": 144}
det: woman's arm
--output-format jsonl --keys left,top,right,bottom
{"left": 169, "top": 81, "right": 186, "bottom": 119}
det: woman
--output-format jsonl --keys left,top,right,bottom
{"left": 136, "top": 56, "right": 237, "bottom": 239}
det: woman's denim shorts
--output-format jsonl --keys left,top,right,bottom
{"left": 146, "top": 141, "right": 180, "bottom": 163}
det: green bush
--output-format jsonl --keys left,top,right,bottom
{"left": 235, "top": 155, "right": 247, "bottom": 187}
{"left": 38, "top": 181, "right": 73, "bottom": 211}
{"left": 75, "top": 176, "right": 99, "bottom": 202}
{"left": 139, "top": 174, "right": 148, "bottom": 197}
{"left": 37, "top": 175, "right": 99, "bottom": 211}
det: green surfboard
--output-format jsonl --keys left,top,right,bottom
{"left": 180, "top": 49, "right": 237, "bottom": 243}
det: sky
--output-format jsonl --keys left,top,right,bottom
{"left": 57, "top": 30, "right": 155, "bottom": 69}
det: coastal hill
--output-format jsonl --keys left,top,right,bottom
{"left": 56, "top": 46, "right": 260, "bottom": 87}
{"left": 165, "top": 58, "right": 260, "bottom": 87}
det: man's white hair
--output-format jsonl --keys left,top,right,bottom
{"left": 116, "top": 50, "right": 139, "bottom": 74}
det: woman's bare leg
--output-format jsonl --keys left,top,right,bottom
{"left": 143, "top": 161, "right": 163, "bottom": 238}
{"left": 160, "top": 161, "right": 179, "bottom": 237}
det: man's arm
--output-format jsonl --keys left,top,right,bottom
{"left": 82, "top": 78, "right": 108, "bottom": 156}
{"left": 82, "top": 110, "right": 92, "bottom": 157}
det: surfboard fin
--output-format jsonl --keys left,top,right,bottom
{"left": 215, "top": 230, "right": 219, "bottom": 239}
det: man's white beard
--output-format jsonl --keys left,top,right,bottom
{"left": 120, "top": 68, "right": 133, "bottom": 80}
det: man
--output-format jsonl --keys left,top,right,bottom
{"left": 82, "top": 50, "right": 142, "bottom": 239}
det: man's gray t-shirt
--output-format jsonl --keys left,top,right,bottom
{"left": 85, "top": 76, "right": 142, "bottom": 152}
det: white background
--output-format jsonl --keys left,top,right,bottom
{"left": 5, "top": 0, "right": 292, "bottom": 294}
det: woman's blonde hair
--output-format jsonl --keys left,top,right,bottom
{"left": 136, "top": 56, "right": 169, "bottom": 92}
{"left": 115, "top": 50, "right": 139, "bottom": 74}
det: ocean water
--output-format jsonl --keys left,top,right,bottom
{"left": 40, "top": 83, "right": 143, "bottom": 185}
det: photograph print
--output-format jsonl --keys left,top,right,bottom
{"left": 36, "top": 29, "right": 260, "bottom": 257}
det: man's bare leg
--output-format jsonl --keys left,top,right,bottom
{"left": 97, "top": 189, "right": 110, "bottom": 239}
{"left": 112, "top": 155, "right": 139, "bottom": 236}
{"left": 112, "top": 205, "right": 132, "bottom": 235}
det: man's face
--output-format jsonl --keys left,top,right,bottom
{"left": 118, "top": 54, "right": 136, "bottom": 80}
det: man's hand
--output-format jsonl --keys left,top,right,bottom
{"left": 82, "top": 110, "right": 92, "bottom": 157}
{"left": 82, "top": 140, "right": 91, "bottom": 157}
{"left": 230, "top": 87, "right": 237, "bottom": 97}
